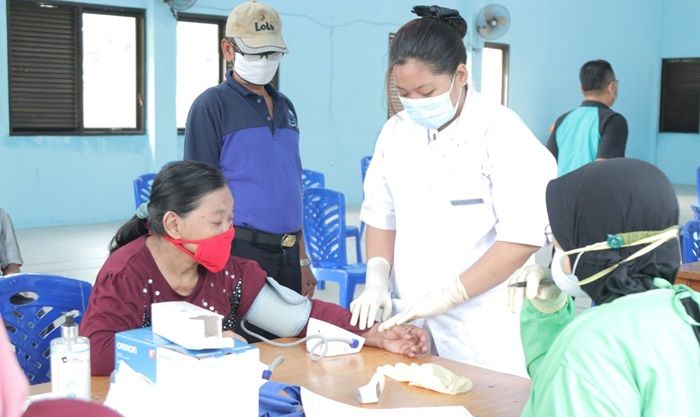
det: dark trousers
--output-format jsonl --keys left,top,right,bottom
{"left": 231, "top": 235, "right": 302, "bottom": 342}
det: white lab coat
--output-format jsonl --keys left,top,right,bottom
{"left": 361, "top": 88, "right": 557, "bottom": 376}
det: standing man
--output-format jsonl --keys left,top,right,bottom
{"left": 184, "top": 1, "right": 317, "bottom": 306}
{"left": 546, "top": 59, "right": 628, "bottom": 176}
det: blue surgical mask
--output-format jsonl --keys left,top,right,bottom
{"left": 399, "top": 74, "right": 461, "bottom": 130}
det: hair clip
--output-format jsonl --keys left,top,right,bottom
{"left": 607, "top": 234, "right": 624, "bottom": 250}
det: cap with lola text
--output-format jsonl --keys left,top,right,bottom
{"left": 226, "top": 1, "right": 288, "bottom": 54}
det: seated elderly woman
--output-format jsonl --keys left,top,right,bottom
{"left": 517, "top": 158, "right": 700, "bottom": 416}
{"left": 80, "top": 161, "right": 428, "bottom": 376}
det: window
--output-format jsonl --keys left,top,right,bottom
{"left": 175, "top": 14, "right": 281, "bottom": 133}
{"left": 7, "top": 0, "right": 144, "bottom": 135}
{"left": 481, "top": 42, "right": 509, "bottom": 106}
{"left": 176, "top": 15, "right": 226, "bottom": 132}
{"left": 387, "top": 33, "right": 403, "bottom": 119}
{"left": 659, "top": 58, "right": 700, "bottom": 133}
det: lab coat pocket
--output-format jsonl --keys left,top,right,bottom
{"left": 446, "top": 178, "right": 496, "bottom": 246}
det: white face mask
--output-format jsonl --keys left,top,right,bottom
{"left": 550, "top": 249, "right": 589, "bottom": 298}
{"left": 398, "top": 74, "right": 461, "bottom": 130}
{"left": 550, "top": 227, "right": 679, "bottom": 298}
{"left": 233, "top": 52, "right": 282, "bottom": 86}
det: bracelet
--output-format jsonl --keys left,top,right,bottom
{"left": 299, "top": 257, "right": 312, "bottom": 267}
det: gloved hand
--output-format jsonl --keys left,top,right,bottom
{"left": 350, "top": 257, "right": 392, "bottom": 330}
{"left": 377, "top": 362, "right": 473, "bottom": 395}
{"left": 378, "top": 276, "right": 469, "bottom": 332}
{"left": 517, "top": 264, "right": 567, "bottom": 313}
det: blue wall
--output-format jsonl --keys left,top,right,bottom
{"left": 656, "top": 0, "right": 700, "bottom": 184}
{"left": 1, "top": 0, "right": 698, "bottom": 228}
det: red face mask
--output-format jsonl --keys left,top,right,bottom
{"left": 164, "top": 226, "right": 235, "bottom": 272}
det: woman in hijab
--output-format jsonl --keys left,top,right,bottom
{"left": 518, "top": 158, "right": 700, "bottom": 416}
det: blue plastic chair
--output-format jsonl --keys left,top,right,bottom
{"left": 133, "top": 173, "right": 156, "bottom": 209}
{"left": 303, "top": 188, "right": 366, "bottom": 308}
{"left": 301, "top": 169, "right": 362, "bottom": 291}
{"left": 696, "top": 165, "right": 700, "bottom": 205}
{"left": 681, "top": 220, "right": 700, "bottom": 263}
{"left": 359, "top": 156, "right": 372, "bottom": 238}
{"left": 0, "top": 273, "right": 92, "bottom": 384}
{"left": 693, "top": 166, "right": 700, "bottom": 220}
{"left": 361, "top": 156, "right": 372, "bottom": 184}
{"left": 302, "top": 169, "right": 325, "bottom": 190}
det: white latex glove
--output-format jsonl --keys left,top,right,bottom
{"left": 350, "top": 257, "right": 392, "bottom": 330}
{"left": 518, "top": 264, "right": 567, "bottom": 313}
{"left": 377, "top": 362, "right": 473, "bottom": 395}
{"left": 378, "top": 276, "right": 469, "bottom": 332}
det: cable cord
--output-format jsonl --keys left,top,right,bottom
{"left": 240, "top": 318, "right": 359, "bottom": 362}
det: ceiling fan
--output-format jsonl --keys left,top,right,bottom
{"left": 163, "top": 0, "right": 197, "bottom": 18}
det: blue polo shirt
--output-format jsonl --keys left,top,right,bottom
{"left": 183, "top": 71, "right": 302, "bottom": 234}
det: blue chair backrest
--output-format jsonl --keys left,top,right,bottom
{"left": 0, "top": 274, "right": 92, "bottom": 384}
{"left": 696, "top": 165, "right": 699, "bottom": 205}
{"left": 133, "top": 173, "right": 156, "bottom": 209}
{"left": 682, "top": 220, "right": 700, "bottom": 263}
{"left": 303, "top": 188, "right": 349, "bottom": 268}
{"left": 302, "top": 169, "right": 325, "bottom": 190}
{"left": 361, "top": 156, "right": 372, "bottom": 184}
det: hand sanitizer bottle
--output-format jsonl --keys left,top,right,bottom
{"left": 50, "top": 314, "right": 91, "bottom": 399}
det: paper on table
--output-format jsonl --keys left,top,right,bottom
{"left": 301, "top": 387, "right": 474, "bottom": 417}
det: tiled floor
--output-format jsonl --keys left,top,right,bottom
{"left": 11, "top": 186, "right": 698, "bottom": 305}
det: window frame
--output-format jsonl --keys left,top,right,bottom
{"left": 659, "top": 57, "right": 700, "bottom": 134}
{"left": 175, "top": 13, "right": 227, "bottom": 135}
{"left": 7, "top": 0, "right": 145, "bottom": 136}
{"left": 387, "top": 32, "right": 402, "bottom": 119}
{"left": 482, "top": 42, "right": 510, "bottom": 107}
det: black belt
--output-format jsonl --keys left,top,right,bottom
{"left": 235, "top": 226, "right": 301, "bottom": 248}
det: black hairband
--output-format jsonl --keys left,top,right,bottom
{"left": 412, "top": 5, "right": 461, "bottom": 23}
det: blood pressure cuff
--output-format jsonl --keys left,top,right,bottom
{"left": 259, "top": 381, "right": 304, "bottom": 417}
{"left": 245, "top": 277, "right": 312, "bottom": 337}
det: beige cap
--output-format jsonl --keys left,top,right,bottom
{"left": 226, "top": 1, "right": 288, "bottom": 54}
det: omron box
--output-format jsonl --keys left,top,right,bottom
{"left": 114, "top": 325, "right": 260, "bottom": 417}
{"left": 114, "top": 327, "right": 163, "bottom": 384}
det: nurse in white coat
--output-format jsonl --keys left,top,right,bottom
{"left": 350, "top": 5, "right": 557, "bottom": 376}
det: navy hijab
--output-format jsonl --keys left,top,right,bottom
{"left": 545, "top": 158, "right": 680, "bottom": 305}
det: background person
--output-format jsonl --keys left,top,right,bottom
{"left": 518, "top": 158, "right": 699, "bottom": 416}
{"left": 80, "top": 161, "right": 428, "bottom": 376}
{"left": 183, "top": 1, "right": 317, "bottom": 301}
{"left": 0, "top": 208, "right": 23, "bottom": 276}
{"left": 350, "top": 5, "right": 556, "bottom": 376}
{"left": 546, "top": 59, "right": 627, "bottom": 176}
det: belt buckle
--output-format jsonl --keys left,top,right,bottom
{"left": 281, "top": 234, "right": 296, "bottom": 248}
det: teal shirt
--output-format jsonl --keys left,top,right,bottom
{"left": 546, "top": 101, "right": 628, "bottom": 176}
{"left": 521, "top": 283, "right": 700, "bottom": 416}
{"left": 553, "top": 107, "right": 599, "bottom": 176}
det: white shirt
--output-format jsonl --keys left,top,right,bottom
{"left": 361, "top": 88, "right": 557, "bottom": 375}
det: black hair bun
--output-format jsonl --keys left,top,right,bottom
{"left": 412, "top": 5, "right": 468, "bottom": 39}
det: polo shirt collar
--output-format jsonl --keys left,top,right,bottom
{"left": 581, "top": 100, "right": 610, "bottom": 110}
{"left": 225, "top": 70, "right": 280, "bottom": 100}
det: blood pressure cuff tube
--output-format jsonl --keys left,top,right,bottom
{"left": 245, "top": 277, "right": 312, "bottom": 337}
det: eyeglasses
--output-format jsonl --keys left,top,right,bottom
{"left": 227, "top": 39, "right": 282, "bottom": 61}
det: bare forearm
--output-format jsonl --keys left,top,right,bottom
{"left": 365, "top": 225, "right": 396, "bottom": 264}
{"left": 459, "top": 241, "right": 539, "bottom": 298}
